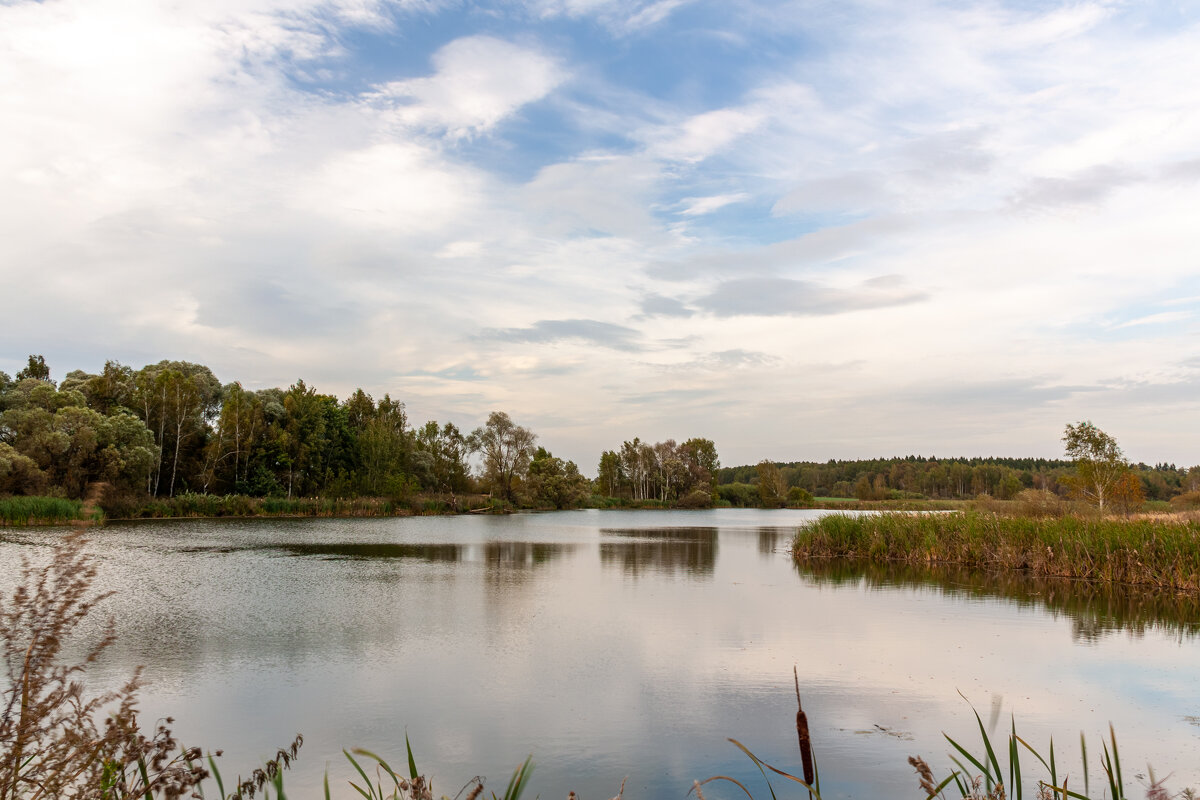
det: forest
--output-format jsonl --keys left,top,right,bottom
{"left": 2, "top": 354, "right": 1198, "bottom": 515}
{"left": 715, "top": 455, "right": 1200, "bottom": 506}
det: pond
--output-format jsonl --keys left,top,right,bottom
{"left": 3, "top": 509, "right": 1198, "bottom": 798}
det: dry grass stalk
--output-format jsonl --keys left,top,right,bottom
{"left": 0, "top": 484, "right": 224, "bottom": 799}
{"left": 908, "top": 755, "right": 937, "bottom": 797}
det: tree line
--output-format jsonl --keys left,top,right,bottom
{"left": 4, "top": 354, "right": 1197, "bottom": 513}
{"left": 0, "top": 356, "right": 591, "bottom": 510}
{"left": 716, "top": 448, "right": 1199, "bottom": 506}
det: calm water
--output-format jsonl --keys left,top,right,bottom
{"left": 3, "top": 509, "right": 1199, "bottom": 798}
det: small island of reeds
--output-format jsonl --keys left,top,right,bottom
{"left": 793, "top": 509, "right": 1200, "bottom": 591}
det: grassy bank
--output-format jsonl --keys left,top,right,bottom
{"left": 0, "top": 495, "right": 89, "bottom": 526}
{"left": 793, "top": 511, "right": 1200, "bottom": 591}
{"left": 98, "top": 491, "right": 497, "bottom": 521}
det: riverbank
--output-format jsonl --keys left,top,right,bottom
{"left": 0, "top": 491, "right": 500, "bottom": 525}
{"left": 793, "top": 511, "right": 1200, "bottom": 591}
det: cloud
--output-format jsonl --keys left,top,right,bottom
{"left": 658, "top": 349, "right": 781, "bottom": 372}
{"left": 677, "top": 193, "right": 749, "bottom": 217}
{"left": 695, "top": 275, "right": 927, "bottom": 317}
{"left": 642, "top": 107, "right": 764, "bottom": 163}
{"left": 479, "top": 319, "right": 645, "bottom": 351}
{"left": 1111, "top": 311, "right": 1192, "bottom": 330}
{"left": 1008, "top": 165, "right": 1140, "bottom": 212}
{"left": 528, "top": 0, "right": 694, "bottom": 33}
{"left": 773, "top": 173, "right": 889, "bottom": 216}
{"left": 375, "top": 36, "right": 565, "bottom": 138}
{"left": 639, "top": 293, "right": 694, "bottom": 318}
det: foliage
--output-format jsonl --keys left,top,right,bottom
{"left": 1062, "top": 421, "right": 1133, "bottom": 512}
{"left": 794, "top": 511, "right": 1200, "bottom": 590}
{"left": 595, "top": 437, "right": 718, "bottom": 505}
{"left": 525, "top": 447, "right": 589, "bottom": 509}
{"left": 0, "top": 496, "right": 86, "bottom": 526}
{"left": 786, "top": 487, "right": 814, "bottom": 507}
{"left": 468, "top": 412, "right": 536, "bottom": 503}
{"left": 0, "top": 532, "right": 210, "bottom": 798}
{"left": 757, "top": 460, "right": 787, "bottom": 507}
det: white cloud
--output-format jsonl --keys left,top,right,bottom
{"left": 375, "top": 35, "right": 564, "bottom": 138}
{"left": 676, "top": 193, "right": 748, "bottom": 216}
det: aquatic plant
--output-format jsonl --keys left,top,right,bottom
{"left": 0, "top": 496, "right": 87, "bottom": 526}
{"left": 793, "top": 511, "right": 1200, "bottom": 590}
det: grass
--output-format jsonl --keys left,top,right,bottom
{"left": 0, "top": 495, "right": 90, "bottom": 526}
{"left": 96, "top": 492, "right": 494, "bottom": 521}
{"left": 793, "top": 511, "right": 1200, "bottom": 591}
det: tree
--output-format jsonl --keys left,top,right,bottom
{"left": 1062, "top": 421, "right": 1129, "bottom": 511}
{"left": 526, "top": 447, "right": 589, "bottom": 509}
{"left": 469, "top": 411, "right": 536, "bottom": 503}
{"left": 596, "top": 450, "right": 623, "bottom": 497}
{"left": 756, "top": 460, "right": 787, "bottom": 507}
{"left": 15, "top": 355, "right": 52, "bottom": 385}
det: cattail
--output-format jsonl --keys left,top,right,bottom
{"left": 795, "top": 666, "right": 814, "bottom": 786}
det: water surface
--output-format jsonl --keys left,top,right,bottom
{"left": 2, "top": 509, "right": 1198, "bottom": 798}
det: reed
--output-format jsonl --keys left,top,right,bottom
{"left": 0, "top": 495, "right": 86, "bottom": 526}
{"left": 793, "top": 511, "right": 1200, "bottom": 591}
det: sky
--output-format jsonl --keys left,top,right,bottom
{"left": 2, "top": 0, "right": 1199, "bottom": 470}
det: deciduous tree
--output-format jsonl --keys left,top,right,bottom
{"left": 1062, "top": 420, "right": 1129, "bottom": 512}
{"left": 469, "top": 411, "right": 536, "bottom": 503}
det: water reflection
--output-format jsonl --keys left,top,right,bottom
{"left": 599, "top": 527, "right": 717, "bottom": 577}
{"left": 483, "top": 541, "right": 570, "bottom": 568}
{"left": 757, "top": 528, "right": 787, "bottom": 556}
{"left": 277, "top": 542, "right": 464, "bottom": 561}
{"left": 796, "top": 558, "right": 1200, "bottom": 641}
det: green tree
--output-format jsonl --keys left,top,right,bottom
{"left": 469, "top": 411, "right": 536, "bottom": 503}
{"left": 596, "top": 450, "right": 623, "bottom": 497}
{"left": 0, "top": 381, "right": 155, "bottom": 496}
{"left": 526, "top": 447, "right": 589, "bottom": 509}
{"left": 757, "top": 460, "right": 787, "bottom": 507}
{"left": 1062, "top": 420, "right": 1129, "bottom": 511}
{"left": 15, "top": 355, "right": 52, "bottom": 385}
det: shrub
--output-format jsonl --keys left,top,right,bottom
{"left": 786, "top": 487, "right": 814, "bottom": 507}
{"left": 1013, "top": 488, "right": 1065, "bottom": 518}
{"left": 1170, "top": 490, "right": 1200, "bottom": 510}
{"left": 677, "top": 489, "right": 712, "bottom": 508}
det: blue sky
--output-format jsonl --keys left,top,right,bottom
{"left": 2, "top": 0, "right": 1199, "bottom": 468}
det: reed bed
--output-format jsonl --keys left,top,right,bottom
{"left": 793, "top": 511, "right": 1200, "bottom": 591}
{"left": 95, "top": 492, "right": 494, "bottom": 521}
{"left": 0, "top": 495, "right": 86, "bottom": 526}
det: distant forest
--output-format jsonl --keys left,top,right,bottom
{"left": 715, "top": 456, "right": 1199, "bottom": 505}
{"left": 2, "top": 354, "right": 1197, "bottom": 512}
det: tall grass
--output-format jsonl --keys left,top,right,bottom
{"left": 96, "top": 492, "right": 495, "bottom": 521}
{"left": 794, "top": 511, "right": 1200, "bottom": 590}
{"left": 0, "top": 495, "right": 86, "bottom": 526}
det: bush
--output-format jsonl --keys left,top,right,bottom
{"left": 1170, "top": 490, "right": 1200, "bottom": 510}
{"left": 677, "top": 489, "right": 712, "bottom": 508}
{"left": 1013, "top": 488, "right": 1065, "bottom": 518}
{"left": 787, "top": 487, "right": 814, "bottom": 507}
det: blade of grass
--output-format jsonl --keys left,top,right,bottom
{"left": 1080, "top": 732, "right": 1089, "bottom": 797}
{"left": 405, "top": 734, "right": 419, "bottom": 781}
{"left": 344, "top": 750, "right": 377, "bottom": 800}
{"left": 945, "top": 733, "right": 993, "bottom": 783}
